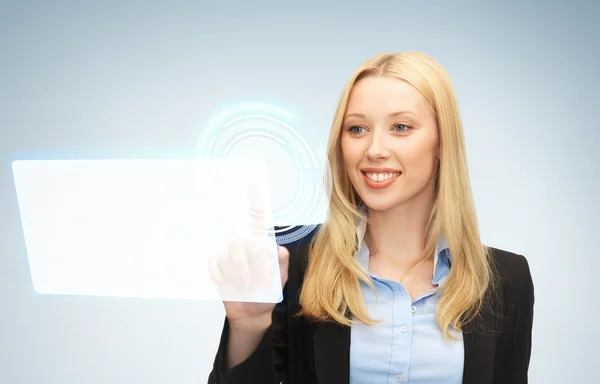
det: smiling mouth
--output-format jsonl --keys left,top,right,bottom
{"left": 360, "top": 171, "right": 402, "bottom": 190}
{"left": 363, "top": 171, "right": 401, "bottom": 182}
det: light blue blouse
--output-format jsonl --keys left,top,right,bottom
{"left": 349, "top": 214, "right": 464, "bottom": 383}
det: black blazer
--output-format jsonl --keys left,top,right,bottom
{"left": 208, "top": 226, "right": 535, "bottom": 384}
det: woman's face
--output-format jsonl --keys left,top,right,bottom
{"left": 340, "top": 76, "right": 440, "bottom": 212}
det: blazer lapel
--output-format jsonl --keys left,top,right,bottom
{"left": 312, "top": 320, "right": 351, "bottom": 384}
{"left": 462, "top": 305, "right": 497, "bottom": 384}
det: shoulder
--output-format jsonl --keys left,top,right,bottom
{"left": 486, "top": 246, "right": 533, "bottom": 287}
{"left": 485, "top": 246, "right": 535, "bottom": 322}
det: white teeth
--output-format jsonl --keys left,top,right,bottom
{"left": 365, "top": 172, "right": 400, "bottom": 182}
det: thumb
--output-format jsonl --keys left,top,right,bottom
{"left": 277, "top": 245, "right": 290, "bottom": 287}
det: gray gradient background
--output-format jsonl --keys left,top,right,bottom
{"left": 1, "top": 0, "right": 598, "bottom": 383}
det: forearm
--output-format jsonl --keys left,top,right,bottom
{"left": 226, "top": 314, "right": 272, "bottom": 371}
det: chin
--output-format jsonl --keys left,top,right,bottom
{"left": 358, "top": 195, "right": 405, "bottom": 212}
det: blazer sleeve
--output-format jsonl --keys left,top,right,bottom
{"left": 504, "top": 255, "right": 535, "bottom": 383}
{"left": 207, "top": 289, "right": 288, "bottom": 384}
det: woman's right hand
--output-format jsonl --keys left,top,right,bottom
{"left": 208, "top": 238, "right": 290, "bottom": 324}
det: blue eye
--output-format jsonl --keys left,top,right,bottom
{"left": 348, "top": 126, "right": 365, "bottom": 134}
{"left": 394, "top": 124, "right": 411, "bottom": 132}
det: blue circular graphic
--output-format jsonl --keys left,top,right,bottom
{"left": 195, "top": 102, "right": 331, "bottom": 245}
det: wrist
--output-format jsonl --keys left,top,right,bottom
{"left": 229, "top": 313, "right": 272, "bottom": 331}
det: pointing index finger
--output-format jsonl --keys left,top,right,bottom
{"left": 245, "top": 159, "right": 273, "bottom": 237}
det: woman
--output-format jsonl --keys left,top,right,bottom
{"left": 207, "top": 51, "right": 534, "bottom": 384}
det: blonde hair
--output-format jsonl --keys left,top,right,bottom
{"left": 298, "top": 51, "right": 498, "bottom": 340}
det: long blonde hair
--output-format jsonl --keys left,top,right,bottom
{"left": 298, "top": 51, "right": 498, "bottom": 340}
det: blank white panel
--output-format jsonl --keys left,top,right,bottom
{"left": 11, "top": 158, "right": 282, "bottom": 303}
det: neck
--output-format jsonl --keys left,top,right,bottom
{"left": 365, "top": 190, "right": 435, "bottom": 266}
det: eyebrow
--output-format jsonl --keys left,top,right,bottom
{"left": 344, "top": 111, "right": 417, "bottom": 119}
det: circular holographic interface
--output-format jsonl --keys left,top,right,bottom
{"left": 195, "top": 102, "right": 332, "bottom": 245}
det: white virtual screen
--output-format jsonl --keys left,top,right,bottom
{"left": 11, "top": 158, "right": 283, "bottom": 303}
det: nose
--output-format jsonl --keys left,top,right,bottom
{"left": 365, "top": 131, "right": 390, "bottom": 160}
